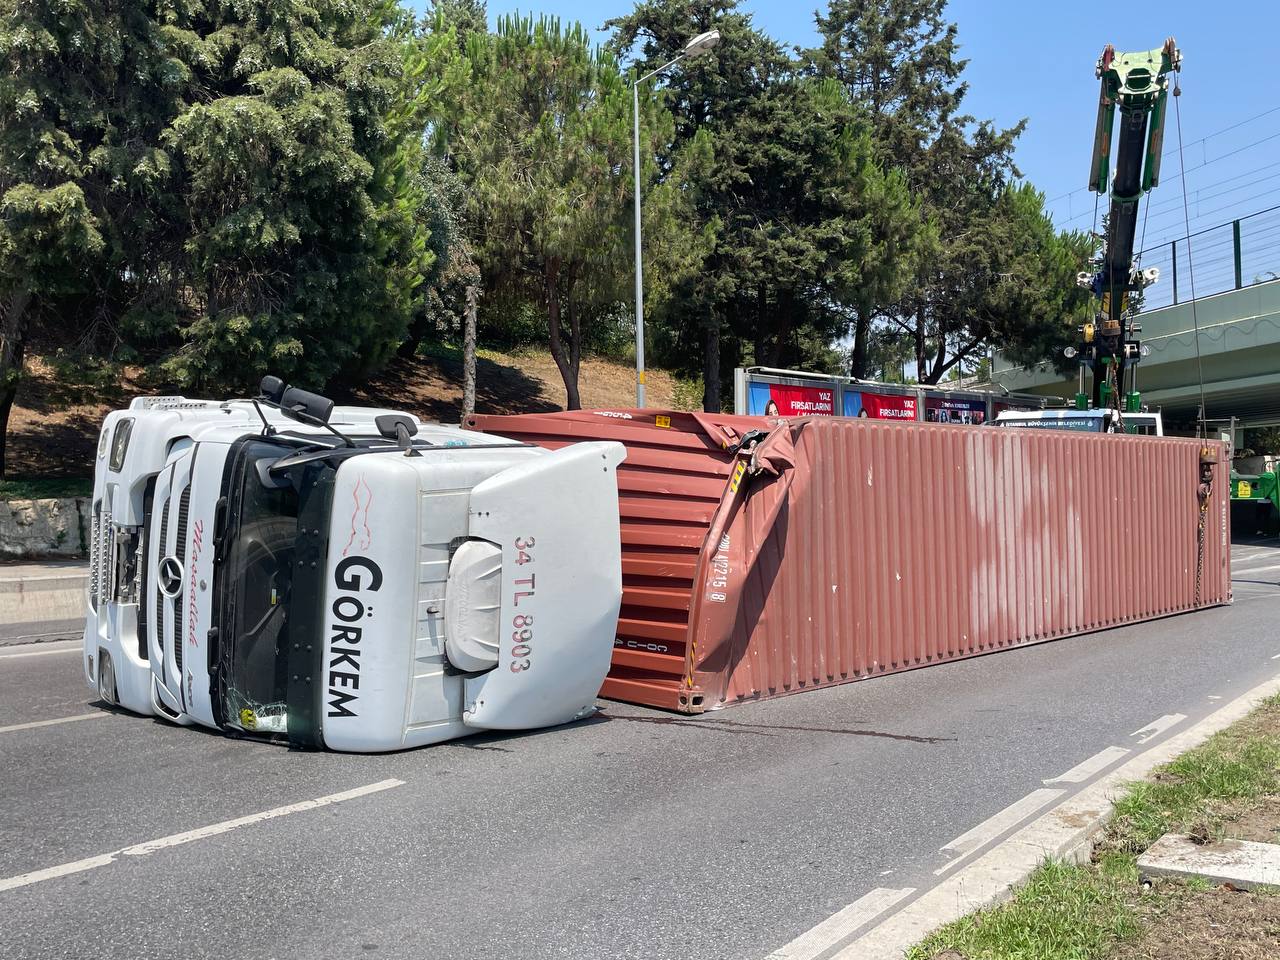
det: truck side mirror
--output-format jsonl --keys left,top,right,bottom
{"left": 280, "top": 386, "right": 334, "bottom": 424}
{"left": 375, "top": 414, "right": 419, "bottom": 456}
{"left": 259, "top": 376, "right": 286, "bottom": 404}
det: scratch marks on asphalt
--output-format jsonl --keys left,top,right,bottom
{"left": 606, "top": 714, "right": 954, "bottom": 744}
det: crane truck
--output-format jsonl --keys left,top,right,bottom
{"left": 83, "top": 379, "right": 626, "bottom": 752}
{"left": 993, "top": 39, "right": 1179, "bottom": 437}
{"left": 1075, "top": 37, "right": 1179, "bottom": 413}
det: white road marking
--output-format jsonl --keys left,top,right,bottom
{"left": 1131, "top": 713, "right": 1186, "bottom": 744}
{"left": 0, "top": 646, "right": 80, "bottom": 660}
{"left": 935, "top": 788, "right": 1064, "bottom": 873}
{"left": 0, "top": 778, "right": 404, "bottom": 894}
{"left": 764, "top": 887, "right": 915, "bottom": 960}
{"left": 1043, "top": 746, "right": 1130, "bottom": 785}
{"left": 1208, "top": 695, "right": 1222, "bottom": 700}
{"left": 1272, "top": 654, "right": 1280, "bottom": 660}
{"left": 0, "top": 712, "right": 105, "bottom": 735}
{"left": 823, "top": 670, "right": 1280, "bottom": 960}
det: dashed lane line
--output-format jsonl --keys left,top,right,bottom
{"left": 1131, "top": 713, "right": 1186, "bottom": 744}
{"left": 0, "top": 646, "right": 80, "bottom": 660}
{"left": 1043, "top": 745, "right": 1130, "bottom": 785}
{"left": 934, "top": 788, "right": 1064, "bottom": 876}
{"left": 0, "top": 778, "right": 405, "bottom": 894}
{"left": 822, "top": 669, "right": 1280, "bottom": 960}
{"left": 0, "top": 712, "right": 105, "bottom": 735}
{"left": 764, "top": 887, "right": 916, "bottom": 960}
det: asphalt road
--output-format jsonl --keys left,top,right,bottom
{"left": 3, "top": 540, "right": 1279, "bottom": 960}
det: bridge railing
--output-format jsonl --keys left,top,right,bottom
{"left": 1136, "top": 204, "right": 1280, "bottom": 311}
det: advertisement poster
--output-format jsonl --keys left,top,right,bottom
{"left": 747, "top": 381, "right": 835, "bottom": 416}
{"left": 844, "top": 391, "right": 918, "bottom": 420}
{"left": 925, "top": 397, "right": 987, "bottom": 425}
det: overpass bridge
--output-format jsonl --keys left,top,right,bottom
{"left": 994, "top": 205, "right": 1280, "bottom": 437}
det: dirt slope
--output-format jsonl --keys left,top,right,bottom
{"left": 7, "top": 349, "right": 698, "bottom": 479}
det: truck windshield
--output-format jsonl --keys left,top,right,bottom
{"left": 222, "top": 440, "right": 300, "bottom": 735}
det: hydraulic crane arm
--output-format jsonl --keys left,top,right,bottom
{"left": 1075, "top": 38, "right": 1181, "bottom": 411}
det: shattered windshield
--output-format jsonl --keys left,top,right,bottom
{"left": 222, "top": 440, "right": 300, "bottom": 735}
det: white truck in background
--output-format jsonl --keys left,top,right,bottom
{"left": 84, "top": 377, "right": 625, "bottom": 752}
{"left": 991, "top": 409, "right": 1164, "bottom": 436}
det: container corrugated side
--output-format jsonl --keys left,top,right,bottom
{"left": 467, "top": 411, "right": 1232, "bottom": 712}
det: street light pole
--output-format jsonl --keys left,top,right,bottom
{"left": 630, "top": 29, "right": 720, "bottom": 408}
{"left": 632, "top": 79, "right": 646, "bottom": 408}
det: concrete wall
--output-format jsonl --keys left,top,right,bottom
{"left": 0, "top": 498, "right": 89, "bottom": 559}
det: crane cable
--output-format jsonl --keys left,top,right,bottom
{"left": 1171, "top": 60, "right": 1215, "bottom": 607}
{"left": 1172, "top": 66, "right": 1208, "bottom": 438}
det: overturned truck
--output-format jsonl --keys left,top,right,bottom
{"left": 467, "top": 410, "right": 1232, "bottom": 713}
{"left": 84, "top": 381, "right": 625, "bottom": 752}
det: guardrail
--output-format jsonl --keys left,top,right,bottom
{"left": 1137, "top": 204, "right": 1280, "bottom": 310}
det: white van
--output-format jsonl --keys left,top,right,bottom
{"left": 992, "top": 409, "right": 1164, "bottom": 436}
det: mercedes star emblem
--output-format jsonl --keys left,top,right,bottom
{"left": 159, "top": 556, "right": 184, "bottom": 597}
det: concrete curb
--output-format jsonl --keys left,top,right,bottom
{"left": 0, "top": 566, "right": 87, "bottom": 640}
{"left": 834, "top": 669, "right": 1280, "bottom": 959}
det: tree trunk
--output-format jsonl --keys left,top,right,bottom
{"left": 0, "top": 288, "right": 31, "bottom": 480}
{"left": 924, "top": 327, "right": 948, "bottom": 384}
{"left": 544, "top": 259, "right": 582, "bottom": 410}
{"left": 461, "top": 284, "right": 478, "bottom": 420}
{"left": 849, "top": 308, "right": 870, "bottom": 379}
{"left": 702, "top": 319, "right": 721, "bottom": 413}
{"left": 914, "top": 314, "right": 927, "bottom": 385}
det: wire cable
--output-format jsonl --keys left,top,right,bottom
{"left": 1046, "top": 103, "right": 1280, "bottom": 211}
{"left": 1172, "top": 72, "right": 1207, "bottom": 436}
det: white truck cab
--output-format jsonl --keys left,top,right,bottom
{"left": 85, "top": 380, "right": 625, "bottom": 752}
{"left": 992, "top": 408, "right": 1164, "bottom": 436}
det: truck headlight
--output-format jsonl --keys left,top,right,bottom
{"left": 109, "top": 418, "right": 134, "bottom": 472}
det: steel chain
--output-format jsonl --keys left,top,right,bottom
{"left": 1195, "top": 497, "right": 1207, "bottom": 607}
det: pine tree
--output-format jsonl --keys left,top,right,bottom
{"left": 0, "top": 0, "right": 178, "bottom": 475}
{"left": 806, "top": 0, "right": 1085, "bottom": 382}
{"left": 432, "top": 14, "right": 685, "bottom": 409}
{"left": 151, "top": 0, "right": 433, "bottom": 390}
{"left": 608, "top": 0, "right": 922, "bottom": 410}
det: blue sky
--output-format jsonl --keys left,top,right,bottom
{"left": 425, "top": 1, "right": 1280, "bottom": 288}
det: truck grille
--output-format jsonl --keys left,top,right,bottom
{"left": 155, "top": 500, "right": 169, "bottom": 660}
{"left": 172, "top": 485, "right": 191, "bottom": 677}
{"left": 88, "top": 504, "right": 101, "bottom": 610}
{"left": 98, "top": 508, "right": 112, "bottom": 603}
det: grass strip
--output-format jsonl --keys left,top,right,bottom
{"left": 908, "top": 694, "right": 1280, "bottom": 960}
{"left": 0, "top": 477, "right": 93, "bottom": 501}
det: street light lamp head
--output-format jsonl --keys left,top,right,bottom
{"left": 683, "top": 29, "right": 721, "bottom": 57}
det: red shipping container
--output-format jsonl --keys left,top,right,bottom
{"left": 466, "top": 410, "right": 1232, "bottom": 713}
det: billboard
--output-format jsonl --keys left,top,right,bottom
{"left": 746, "top": 381, "right": 835, "bottom": 416}
{"left": 925, "top": 396, "right": 987, "bottom": 425}
{"left": 843, "top": 391, "right": 918, "bottom": 420}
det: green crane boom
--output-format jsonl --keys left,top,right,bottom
{"left": 1073, "top": 38, "right": 1181, "bottom": 412}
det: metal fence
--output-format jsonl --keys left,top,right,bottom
{"left": 1136, "top": 204, "right": 1280, "bottom": 310}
